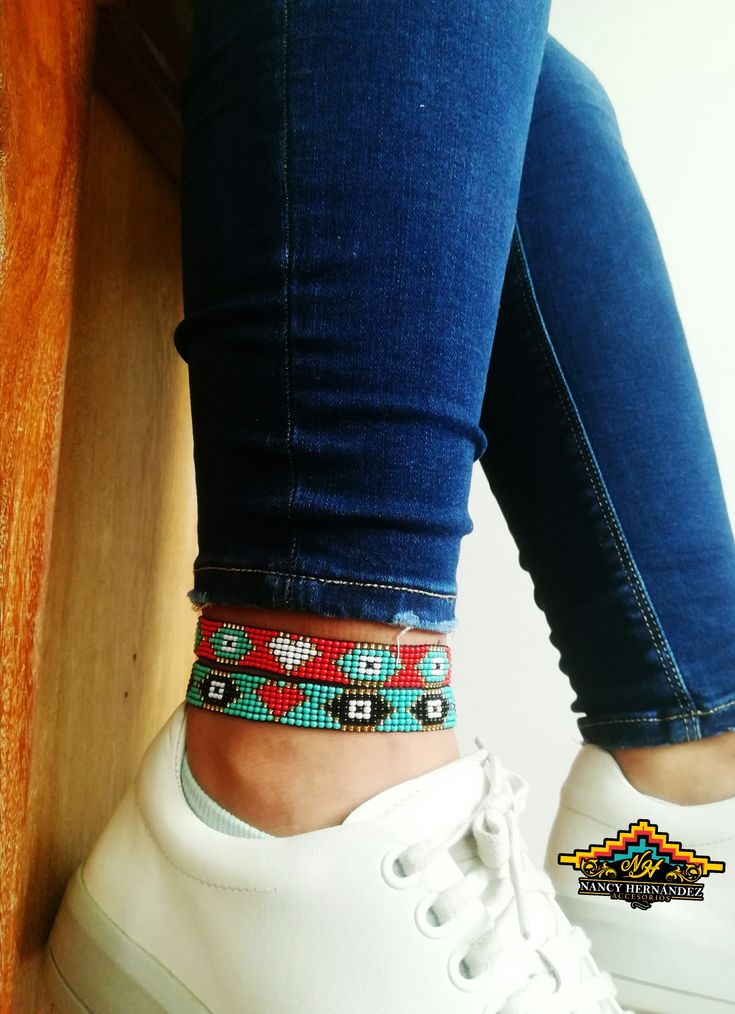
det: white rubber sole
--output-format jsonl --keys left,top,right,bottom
{"left": 612, "top": 972, "right": 735, "bottom": 1014}
{"left": 44, "top": 865, "right": 208, "bottom": 1013}
{"left": 558, "top": 895, "right": 734, "bottom": 1014}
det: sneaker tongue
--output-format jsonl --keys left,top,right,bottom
{"left": 343, "top": 749, "right": 488, "bottom": 839}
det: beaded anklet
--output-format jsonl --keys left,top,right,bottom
{"left": 186, "top": 617, "right": 456, "bottom": 732}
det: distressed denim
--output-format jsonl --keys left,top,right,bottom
{"left": 174, "top": 1, "right": 735, "bottom": 747}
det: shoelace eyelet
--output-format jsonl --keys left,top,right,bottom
{"left": 447, "top": 947, "right": 493, "bottom": 993}
{"left": 414, "top": 894, "right": 457, "bottom": 939}
{"left": 380, "top": 846, "right": 422, "bottom": 890}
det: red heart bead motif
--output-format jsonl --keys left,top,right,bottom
{"left": 255, "top": 681, "right": 307, "bottom": 719}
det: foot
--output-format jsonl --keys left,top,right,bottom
{"left": 546, "top": 744, "right": 735, "bottom": 1013}
{"left": 45, "top": 704, "right": 625, "bottom": 1012}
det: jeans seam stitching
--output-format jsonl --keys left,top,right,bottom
{"left": 282, "top": 0, "right": 297, "bottom": 606}
{"left": 579, "top": 692, "right": 735, "bottom": 727}
{"left": 512, "top": 225, "right": 698, "bottom": 739}
{"left": 192, "top": 564, "right": 457, "bottom": 600}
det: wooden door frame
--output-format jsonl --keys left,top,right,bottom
{"left": 0, "top": 1, "right": 96, "bottom": 1003}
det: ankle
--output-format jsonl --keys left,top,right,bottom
{"left": 186, "top": 711, "right": 460, "bottom": 835}
{"left": 611, "top": 731, "right": 735, "bottom": 805}
{"left": 186, "top": 606, "right": 460, "bottom": 835}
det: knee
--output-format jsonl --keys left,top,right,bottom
{"left": 532, "top": 36, "right": 622, "bottom": 143}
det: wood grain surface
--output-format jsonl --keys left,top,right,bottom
{"left": 0, "top": 2, "right": 96, "bottom": 1006}
{"left": 9, "top": 90, "right": 197, "bottom": 1010}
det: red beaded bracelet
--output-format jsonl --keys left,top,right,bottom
{"left": 194, "top": 617, "right": 452, "bottom": 690}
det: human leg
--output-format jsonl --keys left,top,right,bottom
{"left": 480, "top": 36, "right": 735, "bottom": 757}
{"left": 44, "top": 5, "right": 628, "bottom": 1013}
{"left": 174, "top": 0, "right": 550, "bottom": 627}
{"left": 479, "top": 37, "right": 735, "bottom": 1010}
{"left": 174, "top": 0, "right": 553, "bottom": 832}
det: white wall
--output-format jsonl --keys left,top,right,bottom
{"left": 453, "top": 1, "right": 735, "bottom": 864}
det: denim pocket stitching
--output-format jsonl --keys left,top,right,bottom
{"left": 512, "top": 225, "right": 698, "bottom": 739}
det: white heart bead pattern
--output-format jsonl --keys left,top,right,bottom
{"left": 267, "top": 634, "right": 318, "bottom": 672}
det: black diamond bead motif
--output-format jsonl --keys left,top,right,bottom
{"left": 200, "top": 672, "right": 240, "bottom": 709}
{"left": 325, "top": 691, "right": 393, "bottom": 728}
{"left": 411, "top": 692, "right": 451, "bottom": 726}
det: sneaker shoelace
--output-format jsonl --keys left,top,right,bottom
{"left": 394, "top": 745, "right": 631, "bottom": 1014}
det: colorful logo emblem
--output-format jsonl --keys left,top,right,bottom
{"left": 558, "top": 819, "right": 725, "bottom": 911}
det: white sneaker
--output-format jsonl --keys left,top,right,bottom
{"left": 46, "top": 703, "right": 625, "bottom": 1013}
{"left": 545, "top": 745, "right": 735, "bottom": 1013}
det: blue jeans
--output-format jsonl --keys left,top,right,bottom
{"left": 174, "top": 0, "right": 735, "bottom": 748}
